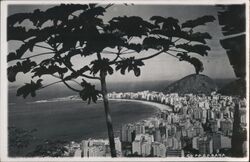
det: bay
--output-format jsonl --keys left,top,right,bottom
{"left": 8, "top": 99, "right": 158, "bottom": 156}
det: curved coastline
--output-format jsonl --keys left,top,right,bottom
{"left": 29, "top": 97, "right": 173, "bottom": 112}
{"left": 109, "top": 98, "right": 172, "bottom": 112}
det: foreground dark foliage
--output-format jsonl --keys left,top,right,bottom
{"left": 8, "top": 4, "right": 215, "bottom": 157}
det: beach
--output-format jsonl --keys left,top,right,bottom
{"left": 109, "top": 98, "right": 172, "bottom": 112}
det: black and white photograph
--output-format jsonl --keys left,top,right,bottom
{"left": 0, "top": 0, "right": 249, "bottom": 161}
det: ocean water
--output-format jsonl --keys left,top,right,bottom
{"left": 9, "top": 100, "right": 158, "bottom": 141}
{"left": 8, "top": 92, "right": 159, "bottom": 156}
{"left": 8, "top": 83, "right": 162, "bottom": 141}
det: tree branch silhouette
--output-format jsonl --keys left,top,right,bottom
{"left": 104, "top": 4, "right": 114, "bottom": 9}
{"left": 139, "top": 49, "right": 166, "bottom": 61}
{"left": 109, "top": 49, "right": 166, "bottom": 65}
{"left": 62, "top": 79, "right": 81, "bottom": 92}
{"left": 12, "top": 52, "right": 55, "bottom": 61}
{"left": 168, "top": 48, "right": 187, "bottom": 53}
{"left": 164, "top": 51, "right": 179, "bottom": 58}
{"left": 34, "top": 44, "right": 54, "bottom": 51}
{"left": 102, "top": 50, "right": 120, "bottom": 55}
{"left": 38, "top": 74, "right": 83, "bottom": 90}
{"left": 120, "top": 51, "right": 137, "bottom": 55}
{"left": 41, "top": 80, "right": 63, "bottom": 89}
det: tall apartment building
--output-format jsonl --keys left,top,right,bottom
{"left": 198, "top": 136, "right": 213, "bottom": 155}
{"left": 152, "top": 142, "right": 166, "bottom": 157}
{"left": 132, "top": 134, "right": 154, "bottom": 156}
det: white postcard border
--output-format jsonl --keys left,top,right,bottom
{"left": 1, "top": 0, "right": 249, "bottom": 162}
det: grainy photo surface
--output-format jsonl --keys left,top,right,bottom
{"left": 1, "top": 0, "right": 249, "bottom": 161}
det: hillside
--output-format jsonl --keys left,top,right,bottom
{"left": 218, "top": 79, "right": 246, "bottom": 97}
{"left": 165, "top": 74, "right": 217, "bottom": 95}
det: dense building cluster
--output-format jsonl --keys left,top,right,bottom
{"left": 66, "top": 138, "right": 122, "bottom": 157}
{"left": 66, "top": 91, "right": 247, "bottom": 157}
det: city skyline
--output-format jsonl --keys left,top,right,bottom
{"left": 65, "top": 90, "right": 247, "bottom": 157}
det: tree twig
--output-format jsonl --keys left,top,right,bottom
{"left": 168, "top": 48, "right": 186, "bottom": 53}
{"left": 109, "top": 49, "right": 165, "bottom": 64}
{"left": 41, "top": 80, "right": 63, "bottom": 89}
{"left": 102, "top": 50, "right": 119, "bottom": 54}
{"left": 34, "top": 44, "right": 54, "bottom": 51}
{"left": 14, "top": 52, "right": 55, "bottom": 61}
{"left": 120, "top": 51, "right": 136, "bottom": 55}
{"left": 62, "top": 80, "right": 81, "bottom": 92}
{"left": 164, "top": 51, "right": 179, "bottom": 59}
{"left": 139, "top": 49, "right": 165, "bottom": 61}
{"left": 104, "top": 4, "right": 114, "bottom": 9}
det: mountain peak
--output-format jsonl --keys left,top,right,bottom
{"left": 165, "top": 74, "right": 217, "bottom": 95}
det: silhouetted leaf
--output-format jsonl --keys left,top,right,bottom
{"left": 8, "top": 59, "right": 37, "bottom": 82}
{"left": 86, "top": 6, "right": 105, "bottom": 16}
{"left": 7, "top": 52, "right": 18, "bottom": 62}
{"left": 177, "top": 53, "right": 204, "bottom": 74}
{"left": 143, "top": 37, "right": 173, "bottom": 50}
{"left": 108, "top": 16, "right": 156, "bottom": 38}
{"left": 28, "top": 4, "right": 90, "bottom": 27}
{"left": 184, "top": 32, "right": 212, "bottom": 44}
{"left": 79, "top": 80, "right": 100, "bottom": 104}
{"left": 32, "top": 65, "right": 68, "bottom": 78}
{"left": 176, "top": 44, "right": 211, "bottom": 56}
{"left": 150, "top": 16, "right": 166, "bottom": 25}
{"left": 123, "top": 43, "right": 142, "bottom": 53}
{"left": 8, "top": 13, "right": 32, "bottom": 26}
{"left": 7, "top": 26, "right": 30, "bottom": 41}
{"left": 133, "top": 67, "right": 141, "bottom": 77}
{"left": 182, "top": 15, "right": 215, "bottom": 28}
{"left": 115, "top": 57, "right": 144, "bottom": 76}
{"left": 90, "top": 58, "right": 113, "bottom": 75}
{"left": 16, "top": 79, "right": 43, "bottom": 98}
{"left": 150, "top": 16, "right": 180, "bottom": 32}
{"left": 93, "top": 33, "right": 126, "bottom": 52}
{"left": 187, "top": 32, "right": 211, "bottom": 44}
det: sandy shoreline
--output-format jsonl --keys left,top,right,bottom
{"left": 109, "top": 98, "right": 172, "bottom": 112}
{"left": 25, "top": 97, "right": 173, "bottom": 113}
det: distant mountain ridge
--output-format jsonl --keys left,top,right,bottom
{"left": 164, "top": 74, "right": 218, "bottom": 95}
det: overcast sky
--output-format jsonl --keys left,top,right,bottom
{"left": 8, "top": 4, "right": 238, "bottom": 86}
